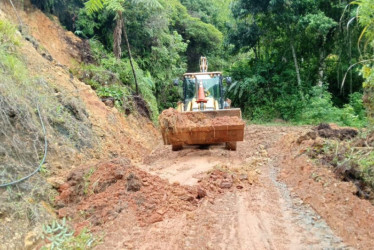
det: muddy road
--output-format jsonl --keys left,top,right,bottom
{"left": 94, "top": 125, "right": 350, "bottom": 249}
{"left": 129, "top": 125, "right": 345, "bottom": 249}
{"left": 58, "top": 125, "right": 374, "bottom": 249}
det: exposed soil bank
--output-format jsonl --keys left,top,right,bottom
{"left": 272, "top": 127, "right": 374, "bottom": 249}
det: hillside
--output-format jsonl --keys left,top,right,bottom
{"left": 0, "top": 2, "right": 158, "bottom": 248}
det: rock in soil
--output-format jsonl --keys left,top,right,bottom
{"left": 126, "top": 172, "right": 142, "bottom": 192}
{"left": 147, "top": 213, "right": 163, "bottom": 224}
{"left": 24, "top": 231, "right": 41, "bottom": 250}
{"left": 219, "top": 178, "right": 233, "bottom": 189}
{"left": 196, "top": 187, "right": 207, "bottom": 199}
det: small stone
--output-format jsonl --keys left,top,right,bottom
{"left": 156, "top": 209, "right": 166, "bottom": 215}
{"left": 24, "top": 231, "right": 41, "bottom": 250}
{"left": 114, "top": 169, "right": 124, "bottom": 180}
{"left": 180, "top": 195, "right": 194, "bottom": 202}
{"left": 58, "top": 208, "right": 69, "bottom": 218}
{"left": 196, "top": 187, "right": 207, "bottom": 199}
{"left": 47, "top": 177, "right": 65, "bottom": 189}
{"left": 219, "top": 178, "right": 233, "bottom": 189}
{"left": 126, "top": 173, "right": 141, "bottom": 192}
{"left": 239, "top": 174, "right": 248, "bottom": 181}
{"left": 148, "top": 213, "right": 163, "bottom": 224}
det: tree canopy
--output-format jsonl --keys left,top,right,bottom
{"left": 31, "top": 0, "right": 373, "bottom": 127}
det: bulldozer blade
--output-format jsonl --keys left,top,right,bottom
{"left": 184, "top": 108, "right": 242, "bottom": 119}
{"left": 161, "top": 108, "right": 244, "bottom": 146}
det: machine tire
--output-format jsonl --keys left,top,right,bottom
{"left": 172, "top": 144, "right": 183, "bottom": 151}
{"left": 225, "top": 141, "right": 237, "bottom": 151}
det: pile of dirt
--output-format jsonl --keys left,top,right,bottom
{"left": 56, "top": 158, "right": 200, "bottom": 229}
{"left": 314, "top": 123, "right": 358, "bottom": 140}
{"left": 274, "top": 130, "right": 374, "bottom": 249}
{"left": 297, "top": 123, "right": 374, "bottom": 202}
{"left": 55, "top": 157, "right": 258, "bottom": 233}
{"left": 297, "top": 123, "right": 358, "bottom": 144}
{"left": 159, "top": 108, "right": 244, "bottom": 133}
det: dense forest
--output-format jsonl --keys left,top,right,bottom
{"left": 29, "top": 0, "right": 373, "bottom": 126}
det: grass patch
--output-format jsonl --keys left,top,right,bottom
{"left": 41, "top": 218, "right": 101, "bottom": 249}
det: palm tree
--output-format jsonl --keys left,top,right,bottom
{"left": 85, "top": 0, "right": 161, "bottom": 95}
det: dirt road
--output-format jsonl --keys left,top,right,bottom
{"left": 57, "top": 125, "right": 374, "bottom": 249}
{"left": 92, "top": 125, "right": 350, "bottom": 249}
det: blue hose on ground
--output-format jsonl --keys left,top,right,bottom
{"left": 0, "top": 104, "right": 48, "bottom": 187}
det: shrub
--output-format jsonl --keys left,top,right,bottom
{"left": 298, "top": 86, "right": 342, "bottom": 124}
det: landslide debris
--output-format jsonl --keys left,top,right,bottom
{"left": 56, "top": 158, "right": 200, "bottom": 228}
{"left": 297, "top": 123, "right": 358, "bottom": 144}
{"left": 159, "top": 108, "right": 244, "bottom": 133}
{"left": 298, "top": 124, "right": 374, "bottom": 203}
{"left": 55, "top": 157, "right": 258, "bottom": 234}
{"left": 274, "top": 127, "right": 374, "bottom": 249}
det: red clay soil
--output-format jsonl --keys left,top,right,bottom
{"left": 2, "top": 0, "right": 84, "bottom": 68}
{"left": 271, "top": 130, "right": 374, "bottom": 249}
{"left": 55, "top": 158, "right": 255, "bottom": 232}
{"left": 56, "top": 158, "right": 198, "bottom": 229}
{"left": 54, "top": 125, "right": 374, "bottom": 249}
{"left": 159, "top": 108, "right": 244, "bottom": 132}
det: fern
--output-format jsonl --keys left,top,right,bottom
{"left": 85, "top": 0, "right": 161, "bottom": 15}
{"left": 84, "top": 0, "right": 104, "bottom": 14}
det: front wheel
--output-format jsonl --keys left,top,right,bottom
{"left": 172, "top": 144, "right": 183, "bottom": 151}
{"left": 225, "top": 141, "right": 237, "bottom": 151}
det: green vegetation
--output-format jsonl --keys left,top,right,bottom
{"left": 310, "top": 133, "right": 374, "bottom": 201}
{"left": 29, "top": 0, "right": 373, "bottom": 128}
{"left": 226, "top": 0, "right": 372, "bottom": 126}
{"left": 351, "top": 0, "right": 374, "bottom": 126}
{"left": 41, "top": 218, "right": 99, "bottom": 249}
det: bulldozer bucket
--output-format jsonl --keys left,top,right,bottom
{"left": 160, "top": 108, "right": 245, "bottom": 149}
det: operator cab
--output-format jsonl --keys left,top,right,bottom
{"left": 182, "top": 72, "right": 224, "bottom": 112}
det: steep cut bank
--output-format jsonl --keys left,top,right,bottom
{"left": 0, "top": 2, "right": 158, "bottom": 249}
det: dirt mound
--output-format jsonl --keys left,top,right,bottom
{"left": 56, "top": 159, "right": 200, "bottom": 228}
{"left": 56, "top": 157, "right": 258, "bottom": 233}
{"left": 159, "top": 108, "right": 244, "bottom": 132}
{"left": 197, "top": 165, "right": 259, "bottom": 193}
{"left": 297, "top": 123, "right": 358, "bottom": 144}
{"left": 2, "top": 1, "right": 86, "bottom": 68}
{"left": 273, "top": 131, "right": 374, "bottom": 249}
{"left": 315, "top": 123, "right": 358, "bottom": 140}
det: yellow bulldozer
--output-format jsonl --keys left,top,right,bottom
{"left": 159, "top": 57, "right": 245, "bottom": 151}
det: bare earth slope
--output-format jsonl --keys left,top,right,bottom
{"left": 0, "top": 3, "right": 158, "bottom": 249}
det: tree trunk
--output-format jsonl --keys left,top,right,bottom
{"left": 290, "top": 41, "right": 303, "bottom": 99}
{"left": 113, "top": 11, "right": 123, "bottom": 59}
{"left": 317, "top": 47, "right": 326, "bottom": 87}
{"left": 122, "top": 16, "right": 139, "bottom": 95}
